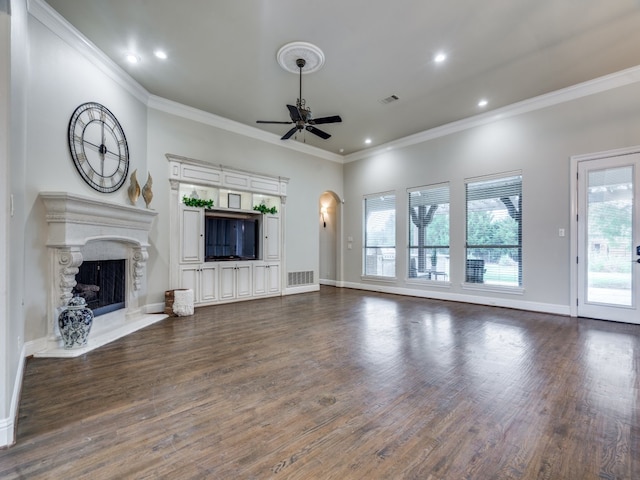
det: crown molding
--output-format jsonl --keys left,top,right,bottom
{"left": 344, "top": 64, "right": 640, "bottom": 163}
{"left": 148, "top": 95, "right": 344, "bottom": 163}
{"left": 29, "top": 0, "right": 640, "bottom": 165}
{"left": 28, "top": 0, "right": 149, "bottom": 104}
{"left": 28, "top": 0, "right": 344, "bottom": 163}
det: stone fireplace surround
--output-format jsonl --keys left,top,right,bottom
{"left": 37, "top": 192, "right": 167, "bottom": 358}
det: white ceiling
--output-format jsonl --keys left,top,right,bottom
{"left": 43, "top": 0, "right": 640, "bottom": 156}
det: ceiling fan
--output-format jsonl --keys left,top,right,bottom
{"left": 257, "top": 58, "right": 342, "bottom": 140}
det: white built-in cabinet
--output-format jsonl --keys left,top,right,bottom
{"left": 168, "top": 154, "right": 288, "bottom": 307}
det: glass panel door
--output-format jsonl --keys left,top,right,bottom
{"left": 577, "top": 153, "right": 639, "bottom": 323}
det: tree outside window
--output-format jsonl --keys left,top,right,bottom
{"left": 466, "top": 174, "right": 522, "bottom": 286}
{"left": 586, "top": 166, "right": 633, "bottom": 302}
{"left": 364, "top": 193, "right": 396, "bottom": 277}
{"left": 408, "top": 184, "right": 450, "bottom": 281}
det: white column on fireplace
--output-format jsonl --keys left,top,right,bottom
{"left": 37, "top": 192, "right": 166, "bottom": 358}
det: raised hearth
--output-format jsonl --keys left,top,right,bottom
{"left": 37, "top": 192, "right": 167, "bottom": 357}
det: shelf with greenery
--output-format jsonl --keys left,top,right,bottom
{"left": 253, "top": 204, "right": 278, "bottom": 214}
{"left": 182, "top": 196, "right": 214, "bottom": 208}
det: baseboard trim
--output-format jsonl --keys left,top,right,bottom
{"left": 145, "top": 302, "right": 165, "bottom": 314}
{"left": 25, "top": 337, "right": 48, "bottom": 358}
{"left": 340, "top": 281, "right": 570, "bottom": 316}
{"left": 0, "top": 344, "right": 26, "bottom": 448}
{"left": 285, "top": 284, "right": 320, "bottom": 295}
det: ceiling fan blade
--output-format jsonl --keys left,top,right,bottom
{"left": 256, "top": 120, "right": 293, "bottom": 124}
{"left": 287, "top": 104, "right": 302, "bottom": 122}
{"left": 310, "top": 115, "right": 342, "bottom": 125}
{"left": 281, "top": 127, "right": 298, "bottom": 140}
{"left": 306, "top": 125, "right": 331, "bottom": 139}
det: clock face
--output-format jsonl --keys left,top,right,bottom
{"left": 68, "top": 102, "right": 129, "bottom": 193}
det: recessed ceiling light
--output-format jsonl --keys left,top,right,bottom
{"left": 154, "top": 50, "right": 167, "bottom": 60}
{"left": 434, "top": 53, "right": 447, "bottom": 63}
{"left": 478, "top": 99, "right": 488, "bottom": 107}
{"left": 364, "top": 138, "right": 372, "bottom": 145}
{"left": 339, "top": 148, "right": 344, "bottom": 153}
{"left": 125, "top": 53, "right": 140, "bottom": 64}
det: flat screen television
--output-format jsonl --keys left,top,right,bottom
{"left": 204, "top": 211, "right": 260, "bottom": 261}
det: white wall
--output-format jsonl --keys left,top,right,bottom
{"left": 342, "top": 80, "right": 640, "bottom": 313}
{"left": 1, "top": 0, "right": 28, "bottom": 448}
{"left": 22, "top": 13, "right": 148, "bottom": 342}
{"left": 146, "top": 108, "right": 344, "bottom": 302}
{"left": 0, "top": 4, "right": 12, "bottom": 447}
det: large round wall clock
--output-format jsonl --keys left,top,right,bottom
{"left": 67, "top": 102, "right": 129, "bottom": 193}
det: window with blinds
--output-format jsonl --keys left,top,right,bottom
{"left": 408, "top": 183, "right": 450, "bottom": 281}
{"left": 364, "top": 193, "right": 396, "bottom": 277}
{"left": 465, "top": 173, "right": 522, "bottom": 286}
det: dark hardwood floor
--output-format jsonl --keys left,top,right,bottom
{"left": 2, "top": 286, "right": 639, "bottom": 479}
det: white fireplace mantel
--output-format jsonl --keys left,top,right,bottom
{"left": 37, "top": 192, "right": 166, "bottom": 358}
{"left": 40, "top": 191, "right": 157, "bottom": 247}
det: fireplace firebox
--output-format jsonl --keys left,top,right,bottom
{"left": 73, "top": 259, "right": 126, "bottom": 316}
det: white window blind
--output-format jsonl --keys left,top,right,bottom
{"left": 466, "top": 174, "right": 522, "bottom": 286}
{"left": 408, "top": 184, "right": 450, "bottom": 281}
{"left": 364, "top": 193, "right": 396, "bottom": 277}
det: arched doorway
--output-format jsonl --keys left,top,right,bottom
{"left": 319, "top": 191, "right": 341, "bottom": 286}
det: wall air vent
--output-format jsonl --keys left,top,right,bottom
{"left": 379, "top": 94, "right": 400, "bottom": 104}
{"left": 288, "top": 271, "right": 314, "bottom": 287}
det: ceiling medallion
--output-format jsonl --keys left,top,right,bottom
{"left": 277, "top": 42, "right": 325, "bottom": 74}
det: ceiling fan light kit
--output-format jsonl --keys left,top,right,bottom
{"left": 258, "top": 42, "right": 342, "bottom": 141}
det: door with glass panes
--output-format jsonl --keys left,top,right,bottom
{"left": 577, "top": 152, "right": 640, "bottom": 323}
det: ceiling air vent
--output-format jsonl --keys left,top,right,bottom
{"left": 379, "top": 94, "right": 400, "bottom": 104}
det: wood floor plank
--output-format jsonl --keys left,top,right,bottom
{"left": 1, "top": 286, "right": 639, "bottom": 479}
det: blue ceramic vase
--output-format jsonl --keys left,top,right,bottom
{"left": 58, "top": 296, "right": 94, "bottom": 349}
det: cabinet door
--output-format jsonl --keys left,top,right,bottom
{"left": 253, "top": 263, "right": 279, "bottom": 296}
{"left": 200, "top": 264, "right": 218, "bottom": 302}
{"left": 179, "top": 265, "right": 199, "bottom": 296}
{"left": 236, "top": 264, "right": 252, "bottom": 298}
{"left": 267, "top": 263, "right": 281, "bottom": 294}
{"left": 253, "top": 263, "right": 268, "bottom": 296}
{"left": 181, "top": 207, "right": 203, "bottom": 263}
{"left": 264, "top": 215, "right": 280, "bottom": 261}
{"left": 253, "top": 263, "right": 267, "bottom": 296}
{"left": 219, "top": 264, "right": 237, "bottom": 300}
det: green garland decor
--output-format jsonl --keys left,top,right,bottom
{"left": 182, "top": 196, "right": 214, "bottom": 208}
{"left": 253, "top": 204, "right": 278, "bottom": 214}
